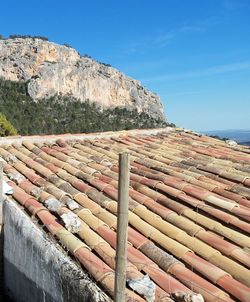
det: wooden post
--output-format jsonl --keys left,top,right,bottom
{"left": 0, "top": 161, "right": 4, "bottom": 299}
{"left": 114, "top": 153, "right": 130, "bottom": 302}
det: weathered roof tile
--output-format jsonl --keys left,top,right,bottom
{"left": 2, "top": 128, "right": 250, "bottom": 301}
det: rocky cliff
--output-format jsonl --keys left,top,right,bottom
{"left": 0, "top": 38, "right": 165, "bottom": 120}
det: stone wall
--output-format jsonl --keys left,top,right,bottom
{"left": 0, "top": 197, "right": 4, "bottom": 300}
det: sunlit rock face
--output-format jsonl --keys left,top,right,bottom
{"left": 0, "top": 38, "right": 165, "bottom": 120}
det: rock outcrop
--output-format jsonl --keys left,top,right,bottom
{"left": 0, "top": 38, "right": 165, "bottom": 120}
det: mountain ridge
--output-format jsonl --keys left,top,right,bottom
{"left": 0, "top": 37, "right": 165, "bottom": 121}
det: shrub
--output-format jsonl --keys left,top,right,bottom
{"left": 0, "top": 112, "right": 18, "bottom": 136}
{"left": 63, "top": 43, "right": 73, "bottom": 48}
{"left": 9, "top": 34, "right": 48, "bottom": 41}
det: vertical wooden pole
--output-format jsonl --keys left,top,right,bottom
{"left": 114, "top": 153, "right": 130, "bottom": 302}
{"left": 0, "top": 161, "right": 4, "bottom": 299}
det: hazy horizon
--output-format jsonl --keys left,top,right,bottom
{"left": 198, "top": 128, "right": 250, "bottom": 145}
{"left": 197, "top": 127, "right": 250, "bottom": 132}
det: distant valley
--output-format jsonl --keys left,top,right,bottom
{"left": 203, "top": 129, "right": 250, "bottom": 146}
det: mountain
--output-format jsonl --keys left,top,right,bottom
{"left": 0, "top": 37, "right": 165, "bottom": 121}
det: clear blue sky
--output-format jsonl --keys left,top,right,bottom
{"left": 1, "top": 0, "right": 250, "bottom": 131}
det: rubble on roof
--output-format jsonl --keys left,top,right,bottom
{"left": 3, "top": 180, "right": 13, "bottom": 195}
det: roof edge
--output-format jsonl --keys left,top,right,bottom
{"left": 0, "top": 127, "right": 175, "bottom": 144}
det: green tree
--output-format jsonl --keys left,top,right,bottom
{"left": 0, "top": 113, "right": 18, "bottom": 136}
{"left": 0, "top": 77, "right": 173, "bottom": 135}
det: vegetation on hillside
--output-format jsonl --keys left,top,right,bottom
{"left": 0, "top": 34, "right": 48, "bottom": 41}
{"left": 0, "top": 112, "right": 18, "bottom": 136}
{"left": 0, "top": 78, "right": 172, "bottom": 136}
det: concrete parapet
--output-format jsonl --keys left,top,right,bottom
{"left": 3, "top": 198, "right": 111, "bottom": 302}
{"left": 0, "top": 197, "right": 3, "bottom": 300}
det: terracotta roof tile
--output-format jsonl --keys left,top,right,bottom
{"left": 1, "top": 128, "right": 250, "bottom": 301}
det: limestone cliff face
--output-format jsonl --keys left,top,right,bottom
{"left": 0, "top": 38, "right": 165, "bottom": 120}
